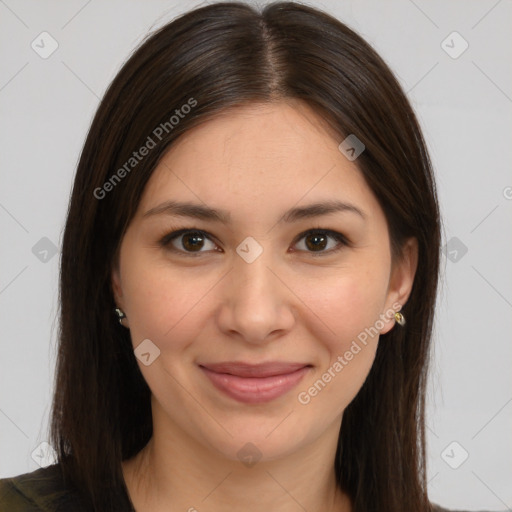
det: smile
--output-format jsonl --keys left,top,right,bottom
{"left": 199, "top": 362, "right": 312, "bottom": 404}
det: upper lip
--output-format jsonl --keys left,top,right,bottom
{"left": 199, "top": 362, "right": 311, "bottom": 378}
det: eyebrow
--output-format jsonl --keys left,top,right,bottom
{"left": 142, "top": 199, "right": 367, "bottom": 224}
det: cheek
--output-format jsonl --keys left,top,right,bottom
{"left": 300, "top": 287, "right": 381, "bottom": 414}
{"left": 304, "top": 267, "right": 389, "bottom": 344}
{"left": 297, "top": 269, "right": 387, "bottom": 401}
{"left": 120, "top": 255, "right": 219, "bottom": 348}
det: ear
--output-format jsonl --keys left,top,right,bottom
{"left": 379, "top": 237, "right": 418, "bottom": 335}
{"left": 111, "top": 261, "right": 130, "bottom": 328}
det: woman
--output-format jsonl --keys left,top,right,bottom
{"left": 0, "top": 2, "right": 498, "bottom": 511}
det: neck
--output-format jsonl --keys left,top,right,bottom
{"left": 122, "top": 403, "right": 351, "bottom": 512}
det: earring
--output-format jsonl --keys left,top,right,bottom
{"left": 394, "top": 311, "right": 405, "bottom": 326}
{"left": 114, "top": 307, "right": 126, "bottom": 325}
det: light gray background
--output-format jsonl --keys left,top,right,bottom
{"left": 1, "top": 0, "right": 511, "bottom": 510}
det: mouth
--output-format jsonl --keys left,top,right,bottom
{"left": 198, "top": 361, "right": 312, "bottom": 404}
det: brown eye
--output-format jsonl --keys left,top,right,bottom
{"left": 293, "top": 229, "right": 348, "bottom": 255}
{"left": 160, "top": 229, "right": 218, "bottom": 255}
{"left": 304, "top": 232, "right": 328, "bottom": 251}
{"left": 181, "top": 231, "right": 206, "bottom": 251}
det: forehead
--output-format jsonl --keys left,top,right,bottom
{"left": 136, "top": 101, "right": 380, "bottom": 224}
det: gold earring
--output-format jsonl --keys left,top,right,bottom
{"left": 394, "top": 311, "right": 405, "bottom": 326}
{"left": 114, "top": 307, "right": 126, "bottom": 325}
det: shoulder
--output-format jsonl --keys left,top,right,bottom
{"left": 0, "top": 464, "right": 88, "bottom": 512}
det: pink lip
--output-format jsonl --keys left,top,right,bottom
{"left": 199, "top": 362, "right": 311, "bottom": 404}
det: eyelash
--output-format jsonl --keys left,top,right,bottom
{"left": 157, "top": 226, "right": 350, "bottom": 258}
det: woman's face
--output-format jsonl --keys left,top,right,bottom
{"left": 112, "top": 101, "right": 417, "bottom": 463}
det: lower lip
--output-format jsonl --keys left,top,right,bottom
{"left": 200, "top": 366, "right": 311, "bottom": 404}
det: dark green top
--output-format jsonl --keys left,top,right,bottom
{"left": 0, "top": 464, "right": 134, "bottom": 512}
{"left": 0, "top": 463, "right": 501, "bottom": 512}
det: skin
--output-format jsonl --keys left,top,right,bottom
{"left": 112, "top": 100, "right": 418, "bottom": 512}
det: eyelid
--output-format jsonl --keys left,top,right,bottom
{"left": 292, "top": 227, "right": 350, "bottom": 246}
{"left": 158, "top": 226, "right": 351, "bottom": 256}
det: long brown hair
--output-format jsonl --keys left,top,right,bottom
{"left": 49, "top": 2, "right": 441, "bottom": 511}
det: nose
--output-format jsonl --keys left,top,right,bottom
{"left": 216, "top": 249, "right": 296, "bottom": 345}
